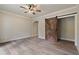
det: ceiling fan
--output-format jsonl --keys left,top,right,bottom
{"left": 20, "top": 4, "right": 41, "bottom": 15}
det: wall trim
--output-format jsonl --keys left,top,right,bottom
{"left": 60, "top": 38, "right": 74, "bottom": 42}
{"left": 38, "top": 36, "right": 45, "bottom": 39}
{"left": 11, "top": 35, "right": 32, "bottom": 40}
{"left": 0, "top": 35, "right": 32, "bottom": 43}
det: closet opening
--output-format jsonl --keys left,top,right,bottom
{"left": 57, "top": 16, "right": 75, "bottom": 43}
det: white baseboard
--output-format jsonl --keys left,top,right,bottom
{"left": 38, "top": 36, "right": 45, "bottom": 39}
{"left": 12, "top": 35, "right": 32, "bottom": 40}
{"left": 60, "top": 37, "right": 74, "bottom": 42}
{"left": 0, "top": 35, "right": 32, "bottom": 43}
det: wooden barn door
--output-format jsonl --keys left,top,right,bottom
{"left": 45, "top": 17, "right": 58, "bottom": 41}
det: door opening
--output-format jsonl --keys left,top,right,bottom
{"left": 57, "top": 16, "right": 75, "bottom": 43}
{"left": 32, "top": 21, "right": 38, "bottom": 37}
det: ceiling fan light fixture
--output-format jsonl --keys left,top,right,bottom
{"left": 20, "top": 4, "right": 41, "bottom": 15}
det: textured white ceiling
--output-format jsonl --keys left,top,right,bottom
{"left": 0, "top": 4, "right": 76, "bottom": 18}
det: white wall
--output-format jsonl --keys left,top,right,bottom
{"left": 0, "top": 11, "right": 33, "bottom": 43}
{"left": 34, "top": 6, "right": 77, "bottom": 40}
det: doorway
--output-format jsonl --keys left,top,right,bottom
{"left": 32, "top": 21, "right": 38, "bottom": 37}
{"left": 57, "top": 16, "right": 75, "bottom": 42}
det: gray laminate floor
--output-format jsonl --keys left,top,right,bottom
{"left": 0, "top": 37, "right": 78, "bottom": 55}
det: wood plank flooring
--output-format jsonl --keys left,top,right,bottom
{"left": 0, "top": 37, "right": 78, "bottom": 55}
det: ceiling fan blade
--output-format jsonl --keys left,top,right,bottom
{"left": 20, "top": 6, "right": 24, "bottom": 8}
{"left": 24, "top": 11, "right": 28, "bottom": 13}
{"left": 36, "top": 10, "right": 41, "bottom": 12}
{"left": 20, "top": 6, "right": 25, "bottom": 9}
{"left": 32, "top": 4, "right": 37, "bottom": 8}
{"left": 32, "top": 12, "right": 35, "bottom": 15}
